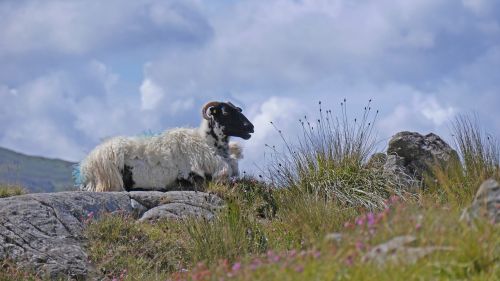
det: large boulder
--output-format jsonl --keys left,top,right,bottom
{"left": 386, "top": 131, "right": 459, "bottom": 180}
{"left": 460, "top": 179, "right": 500, "bottom": 224}
{"left": 0, "top": 191, "right": 223, "bottom": 279}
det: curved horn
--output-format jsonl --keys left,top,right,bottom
{"left": 201, "top": 101, "right": 221, "bottom": 120}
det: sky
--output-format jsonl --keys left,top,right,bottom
{"left": 0, "top": 0, "right": 499, "bottom": 173}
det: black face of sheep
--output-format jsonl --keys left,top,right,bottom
{"left": 203, "top": 101, "right": 254, "bottom": 140}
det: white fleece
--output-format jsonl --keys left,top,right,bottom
{"left": 80, "top": 120, "right": 241, "bottom": 192}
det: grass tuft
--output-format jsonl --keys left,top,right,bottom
{"left": 186, "top": 199, "right": 268, "bottom": 265}
{"left": 0, "top": 261, "right": 39, "bottom": 281}
{"left": 85, "top": 213, "right": 188, "bottom": 280}
{"left": 0, "top": 184, "right": 26, "bottom": 198}
{"left": 266, "top": 100, "right": 411, "bottom": 209}
{"left": 430, "top": 114, "right": 500, "bottom": 206}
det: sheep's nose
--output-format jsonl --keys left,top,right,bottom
{"left": 244, "top": 122, "right": 254, "bottom": 132}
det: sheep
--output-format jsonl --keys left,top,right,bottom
{"left": 77, "top": 101, "right": 254, "bottom": 192}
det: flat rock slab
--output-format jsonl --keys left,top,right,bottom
{"left": 0, "top": 191, "right": 223, "bottom": 279}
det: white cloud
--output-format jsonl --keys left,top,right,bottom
{"left": 0, "top": 0, "right": 212, "bottom": 57}
{"left": 140, "top": 78, "right": 165, "bottom": 111}
{"left": 420, "top": 96, "right": 456, "bottom": 126}
{"left": 239, "top": 97, "right": 301, "bottom": 172}
{"left": 1, "top": 0, "right": 500, "bottom": 172}
{"left": 248, "top": 97, "right": 301, "bottom": 145}
{"left": 378, "top": 88, "right": 456, "bottom": 139}
{"left": 1, "top": 118, "right": 82, "bottom": 160}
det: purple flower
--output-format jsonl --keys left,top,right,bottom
{"left": 389, "top": 195, "right": 400, "bottom": 204}
{"left": 355, "top": 241, "right": 365, "bottom": 251}
{"left": 231, "top": 262, "right": 241, "bottom": 272}
{"left": 295, "top": 265, "right": 304, "bottom": 273}
{"left": 312, "top": 251, "right": 321, "bottom": 259}
{"left": 367, "top": 212, "right": 375, "bottom": 226}
{"left": 345, "top": 255, "right": 354, "bottom": 266}
{"left": 355, "top": 215, "right": 366, "bottom": 226}
{"left": 267, "top": 250, "right": 281, "bottom": 263}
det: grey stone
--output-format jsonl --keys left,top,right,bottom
{"left": 387, "top": 131, "right": 459, "bottom": 181}
{"left": 362, "top": 235, "right": 452, "bottom": 265}
{"left": 366, "top": 153, "right": 387, "bottom": 170}
{"left": 136, "top": 191, "right": 223, "bottom": 222}
{"left": 383, "top": 154, "right": 407, "bottom": 174}
{"left": 460, "top": 179, "right": 500, "bottom": 224}
{"left": 139, "top": 203, "right": 216, "bottom": 222}
{"left": 130, "top": 198, "right": 148, "bottom": 217}
{"left": 324, "top": 232, "right": 343, "bottom": 243}
{"left": 0, "top": 191, "right": 223, "bottom": 279}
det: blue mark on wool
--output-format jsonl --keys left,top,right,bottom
{"left": 140, "top": 129, "right": 161, "bottom": 138}
{"left": 72, "top": 163, "right": 85, "bottom": 188}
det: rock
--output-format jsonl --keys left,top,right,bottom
{"left": 324, "top": 232, "right": 343, "bottom": 242}
{"left": 387, "top": 131, "right": 458, "bottom": 180}
{"left": 365, "top": 152, "right": 420, "bottom": 192}
{"left": 363, "top": 235, "right": 416, "bottom": 263}
{"left": 460, "top": 179, "right": 500, "bottom": 224}
{"left": 0, "top": 191, "right": 223, "bottom": 279}
{"left": 366, "top": 153, "right": 387, "bottom": 170}
{"left": 137, "top": 191, "right": 223, "bottom": 222}
{"left": 365, "top": 131, "right": 456, "bottom": 192}
{"left": 363, "top": 235, "right": 452, "bottom": 265}
{"left": 382, "top": 154, "right": 407, "bottom": 174}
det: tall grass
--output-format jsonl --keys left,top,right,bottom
{"left": 85, "top": 213, "right": 188, "bottom": 279}
{"left": 265, "top": 191, "right": 360, "bottom": 250}
{"left": 266, "top": 100, "right": 410, "bottom": 209}
{"left": 452, "top": 114, "right": 499, "bottom": 180}
{"left": 431, "top": 114, "right": 500, "bottom": 206}
{"left": 192, "top": 197, "right": 500, "bottom": 281}
{"left": 0, "top": 184, "right": 26, "bottom": 198}
{"left": 185, "top": 199, "right": 268, "bottom": 264}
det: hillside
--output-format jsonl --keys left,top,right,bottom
{"left": 0, "top": 111, "right": 498, "bottom": 280}
{"left": 0, "top": 147, "right": 76, "bottom": 192}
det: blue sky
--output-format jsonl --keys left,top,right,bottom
{"left": 0, "top": 0, "right": 499, "bottom": 173}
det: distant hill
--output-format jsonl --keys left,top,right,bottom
{"left": 0, "top": 147, "right": 76, "bottom": 193}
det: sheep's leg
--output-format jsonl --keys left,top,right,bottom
{"left": 212, "top": 161, "right": 232, "bottom": 185}
{"left": 176, "top": 172, "right": 209, "bottom": 191}
{"left": 121, "top": 165, "right": 135, "bottom": 191}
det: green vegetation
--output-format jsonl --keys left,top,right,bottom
{"left": 85, "top": 213, "right": 188, "bottom": 280}
{"left": 1, "top": 104, "right": 498, "bottom": 280}
{"left": 81, "top": 106, "right": 499, "bottom": 281}
{"left": 0, "top": 147, "right": 76, "bottom": 193}
{"left": 0, "top": 260, "right": 39, "bottom": 281}
{"left": 429, "top": 114, "right": 500, "bottom": 207}
{"left": 266, "top": 100, "right": 408, "bottom": 209}
{"left": 0, "top": 184, "right": 26, "bottom": 198}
